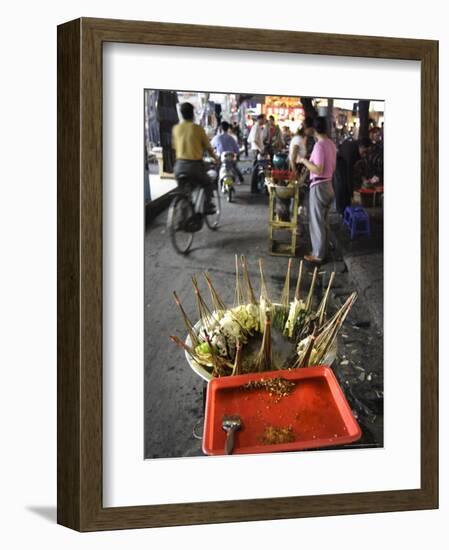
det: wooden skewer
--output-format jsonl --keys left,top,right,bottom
{"left": 258, "top": 258, "right": 271, "bottom": 303}
{"left": 241, "top": 255, "right": 257, "bottom": 305}
{"left": 172, "top": 291, "right": 200, "bottom": 348}
{"left": 305, "top": 266, "right": 318, "bottom": 312}
{"left": 203, "top": 272, "right": 227, "bottom": 314}
{"left": 254, "top": 310, "right": 272, "bottom": 372}
{"left": 232, "top": 340, "right": 243, "bottom": 376}
{"left": 169, "top": 335, "right": 201, "bottom": 364}
{"left": 314, "top": 292, "right": 358, "bottom": 363}
{"left": 317, "top": 271, "right": 336, "bottom": 327}
{"left": 192, "top": 276, "right": 214, "bottom": 328}
{"left": 294, "top": 260, "right": 304, "bottom": 301}
{"left": 297, "top": 327, "right": 317, "bottom": 368}
{"left": 234, "top": 254, "right": 244, "bottom": 306}
{"left": 280, "top": 258, "right": 293, "bottom": 309}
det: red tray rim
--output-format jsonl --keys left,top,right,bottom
{"left": 202, "top": 366, "right": 362, "bottom": 456}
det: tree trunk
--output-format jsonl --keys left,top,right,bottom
{"left": 358, "top": 100, "right": 370, "bottom": 140}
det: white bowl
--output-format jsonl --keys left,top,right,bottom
{"left": 184, "top": 311, "right": 338, "bottom": 382}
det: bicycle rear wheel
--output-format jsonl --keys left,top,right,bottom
{"left": 167, "top": 194, "right": 194, "bottom": 254}
{"left": 205, "top": 183, "right": 221, "bottom": 230}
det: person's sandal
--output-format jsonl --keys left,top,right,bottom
{"left": 304, "top": 254, "right": 323, "bottom": 264}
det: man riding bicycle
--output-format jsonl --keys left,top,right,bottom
{"left": 172, "top": 102, "right": 218, "bottom": 214}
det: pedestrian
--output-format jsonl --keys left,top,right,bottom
{"left": 242, "top": 124, "right": 249, "bottom": 157}
{"left": 274, "top": 126, "right": 305, "bottom": 224}
{"left": 229, "top": 122, "right": 242, "bottom": 162}
{"left": 263, "top": 115, "right": 284, "bottom": 159}
{"left": 289, "top": 127, "right": 307, "bottom": 175}
{"left": 332, "top": 153, "right": 352, "bottom": 215}
{"left": 171, "top": 102, "right": 219, "bottom": 214}
{"left": 231, "top": 121, "right": 242, "bottom": 143}
{"left": 298, "top": 116, "right": 337, "bottom": 263}
{"left": 368, "top": 126, "right": 384, "bottom": 184}
{"left": 248, "top": 114, "right": 266, "bottom": 163}
{"left": 303, "top": 116, "right": 316, "bottom": 158}
{"left": 281, "top": 125, "right": 292, "bottom": 148}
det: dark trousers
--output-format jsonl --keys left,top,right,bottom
{"left": 251, "top": 149, "right": 260, "bottom": 166}
{"left": 174, "top": 160, "right": 213, "bottom": 203}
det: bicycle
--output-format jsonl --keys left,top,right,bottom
{"left": 167, "top": 172, "right": 221, "bottom": 254}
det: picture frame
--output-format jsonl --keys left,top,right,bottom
{"left": 57, "top": 17, "right": 438, "bottom": 531}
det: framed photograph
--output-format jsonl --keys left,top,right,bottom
{"left": 57, "top": 17, "right": 438, "bottom": 531}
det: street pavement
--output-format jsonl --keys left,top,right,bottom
{"left": 144, "top": 162, "right": 384, "bottom": 458}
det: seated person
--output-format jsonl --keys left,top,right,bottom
{"left": 211, "top": 121, "right": 244, "bottom": 183}
{"left": 171, "top": 102, "right": 218, "bottom": 214}
{"left": 353, "top": 137, "right": 382, "bottom": 189}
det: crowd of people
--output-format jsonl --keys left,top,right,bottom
{"left": 170, "top": 101, "right": 383, "bottom": 264}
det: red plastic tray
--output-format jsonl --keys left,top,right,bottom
{"left": 202, "top": 366, "right": 361, "bottom": 455}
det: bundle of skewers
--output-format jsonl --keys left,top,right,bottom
{"left": 170, "top": 255, "right": 357, "bottom": 378}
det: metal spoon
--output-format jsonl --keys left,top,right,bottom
{"left": 222, "top": 415, "right": 242, "bottom": 455}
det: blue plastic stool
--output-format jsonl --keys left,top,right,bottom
{"left": 343, "top": 206, "right": 370, "bottom": 240}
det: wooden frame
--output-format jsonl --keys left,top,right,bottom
{"left": 57, "top": 17, "right": 438, "bottom": 531}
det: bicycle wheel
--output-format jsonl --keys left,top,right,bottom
{"left": 205, "top": 183, "right": 221, "bottom": 230}
{"left": 167, "top": 194, "right": 194, "bottom": 254}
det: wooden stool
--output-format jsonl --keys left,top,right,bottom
{"left": 343, "top": 206, "right": 371, "bottom": 240}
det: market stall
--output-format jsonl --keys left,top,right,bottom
{"left": 170, "top": 256, "right": 361, "bottom": 455}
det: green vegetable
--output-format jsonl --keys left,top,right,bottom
{"left": 195, "top": 342, "right": 211, "bottom": 355}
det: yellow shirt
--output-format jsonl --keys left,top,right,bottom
{"left": 172, "top": 121, "right": 211, "bottom": 160}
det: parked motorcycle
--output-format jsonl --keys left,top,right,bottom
{"left": 272, "top": 151, "right": 289, "bottom": 170}
{"left": 251, "top": 151, "right": 271, "bottom": 194}
{"left": 219, "top": 151, "right": 237, "bottom": 202}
